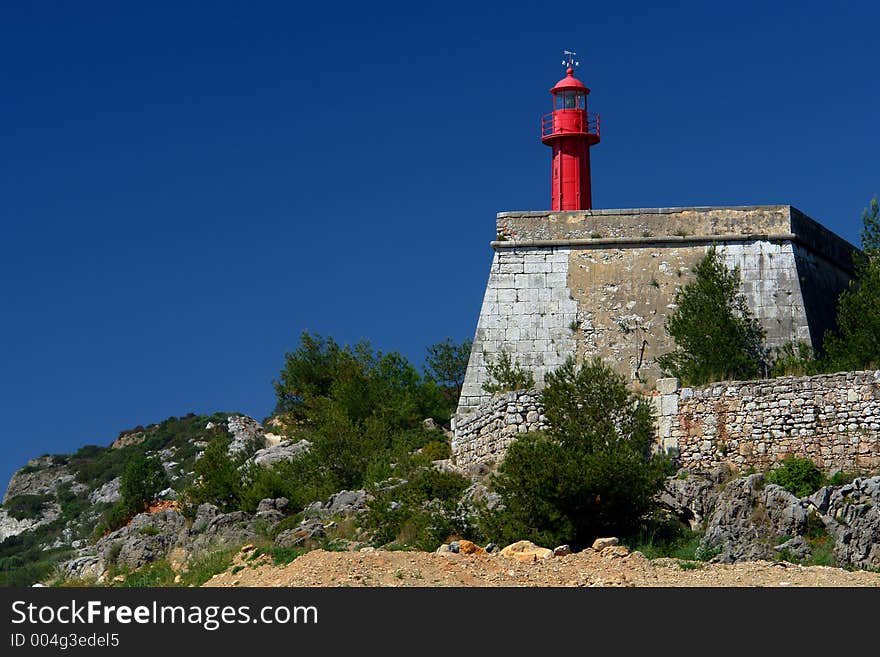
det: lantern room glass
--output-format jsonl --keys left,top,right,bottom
{"left": 556, "top": 91, "right": 586, "bottom": 110}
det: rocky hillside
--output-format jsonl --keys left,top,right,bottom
{"left": 0, "top": 412, "right": 286, "bottom": 586}
{"left": 3, "top": 410, "right": 880, "bottom": 587}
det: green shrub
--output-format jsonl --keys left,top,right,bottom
{"left": 766, "top": 457, "right": 825, "bottom": 497}
{"left": 658, "top": 247, "right": 766, "bottom": 385}
{"left": 366, "top": 467, "right": 470, "bottom": 551}
{"left": 182, "top": 436, "right": 245, "bottom": 513}
{"left": 770, "top": 341, "right": 824, "bottom": 377}
{"left": 3, "top": 494, "right": 53, "bottom": 520}
{"left": 120, "top": 452, "right": 169, "bottom": 515}
{"left": 481, "top": 350, "right": 535, "bottom": 394}
{"left": 479, "top": 357, "right": 671, "bottom": 549}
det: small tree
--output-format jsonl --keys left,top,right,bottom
{"left": 425, "top": 337, "right": 472, "bottom": 401}
{"left": 119, "top": 452, "right": 169, "bottom": 515}
{"left": 860, "top": 196, "right": 880, "bottom": 255}
{"left": 824, "top": 197, "right": 880, "bottom": 371}
{"left": 480, "top": 357, "right": 670, "bottom": 548}
{"left": 184, "top": 436, "right": 244, "bottom": 512}
{"left": 658, "top": 247, "right": 766, "bottom": 385}
{"left": 481, "top": 350, "right": 535, "bottom": 394}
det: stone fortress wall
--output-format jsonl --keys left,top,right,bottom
{"left": 451, "top": 370, "right": 880, "bottom": 473}
{"left": 456, "top": 206, "right": 857, "bottom": 417}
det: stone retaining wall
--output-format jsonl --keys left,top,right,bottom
{"left": 659, "top": 371, "right": 880, "bottom": 473}
{"left": 451, "top": 390, "right": 546, "bottom": 467}
{"left": 452, "top": 370, "right": 880, "bottom": 473}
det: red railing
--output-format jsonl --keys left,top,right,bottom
{"left": 541, "top": 111, "right": 600, "bottom": 139}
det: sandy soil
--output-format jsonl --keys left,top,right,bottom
{"left": 203, "top": 546, "right": 880, "bottom": 588}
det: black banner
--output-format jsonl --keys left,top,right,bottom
{"left": 0, "top": 586, "right": 876, "bottom": 654}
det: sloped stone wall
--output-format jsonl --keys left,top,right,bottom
{"left": 457, "top": 206, "right": 857, "bottom": 417}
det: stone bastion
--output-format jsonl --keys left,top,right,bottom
{"left": 456, "top": 205, "right": 858, "bottom": 419}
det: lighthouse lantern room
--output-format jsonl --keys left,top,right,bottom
{"left": 541, "top": 51, "right": 600, "bottom": 210}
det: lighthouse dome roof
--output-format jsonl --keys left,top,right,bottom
{"left": 551, "top": 68, "right": 590, "bottom": 94}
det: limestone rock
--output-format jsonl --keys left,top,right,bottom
{"left": 826, "top": 476, "right": 880, "bottom": 570}
{"left": 499, "top": 540, "right": 554, "bottom": 562}
{"left": 592, "top": 537, "right": 619, "bottom": 551}
{"left": 96, "top": 509, "right": 188, "bottom": 572}
{"left": 660, "top": 473, "right": 720, "bottom": 530}
{"left": 89, "top": 477, "right": 122, "bottom": 505}
{"left": 3, "top": 457, "right": 66, "bottom": 503}
{"left": 226, "top": 415, "right": 267, "bottom": 457}
{"left": 275, "top": 518, "right": 325, "bottom": 548}
{"left": 251, "top": 439, "right": 311, "bottom": 468}
{"left": 457, "top": 539, "right": 486, "bottom": 555}
{"left": 700, "top": 474, "right": 807, "bottom": 563}
{"left": 0, "top": 502, "right": 62, "bottom": 542}
{"left": 255, "top": 497, "right": 289, "bottom": 524}
{"left": 773, "top": 536, "right": 811, "bottom": 561}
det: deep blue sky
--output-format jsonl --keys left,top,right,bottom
{"left": 2, "top": 1, "right": 878, "bottom": 487}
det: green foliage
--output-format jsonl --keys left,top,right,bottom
{"left": 273, "top": 331, "right": 449, "bottom": 424}
{"left": 425, "top": 337, "right": 473, "bottom": 401}
{"left": 658, "top": 247, "right": 766, "bottom": 385}
{"left": 3, "top": 494, "right": 53, "bottom": 520}
{"left": 770, "top": 341, "right": 824, "bottom": 377}
{"left": 480, "top": 357, "right": 671, "bottom": 549}
{"left": 824, "top": 256, "right": 880, "bottom": 372}
{"left": 366, "top": 467, "right": 470, "bottom": 551}
{"left": 183, "top": 435, "right": 245, "bottom": 513}
{"left": 481, "top": 350, "right": 535, "bottom": 394}
{"left": 766, "top": 457, "right": 825, "bottom": 497}
{"left": 119, "top": 452, "right": 169, "bottom": 515}
{"left": 860, "top": 195, "right": 880, "bottom": 255}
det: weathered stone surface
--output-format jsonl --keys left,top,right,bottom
{"left": 825, "top": 476, "right": 880, "bottom": 570}
{"left": 659, "top": 473, "right": 721, "bottom": 530}
{"left": 500, "top": 540, "right": 554, "bottom": 562}
{"left": 0, "top": 502, "right": 61, "bottom": 542}
{"left": 3, "top": 457, "right": 68, "bottom": 503}
{"left": 275, "top": 518, "right": 326, "bottom": 548}
{"left": 455, "top": 368, "right": 880, "bottom": 473}
{"left": 250, "top": 439, "right": 311, "bottom": 468}
{"left": 591, "top": 537, "right": 619, "bottom": 551}
{"left": 457, "top": 539, "right": 486, "bottom": 555}
{"left": 89, "top": 477, "right": 122, "bottom": 505}
{"left": 254, "top": 497, "right": 289, "bottom": 524}
{"left": 97, "top": 510, "right": 188, "bottom": 572}
{"left": 701, "top": 475, "right": 807, "bottom": 563}
{"left": 226, "top": 415, "right": 266, "bottom": 457}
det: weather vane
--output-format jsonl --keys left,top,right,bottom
{"left": 562, "top": 50, "right": 579, "bottom": 69}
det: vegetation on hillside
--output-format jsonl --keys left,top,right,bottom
{"left": 479, "top": 357, "right": 672, "bottom": 549}
{"left": 658, "top": 247, "right": 766, "bottom": 385}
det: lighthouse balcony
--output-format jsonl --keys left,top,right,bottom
{"left": 541, "top": 111, "right": 600, "bottom": 142}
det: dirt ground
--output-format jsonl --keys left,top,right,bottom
{"left": 204, "top": 546, "right": 880, "bottom": 587}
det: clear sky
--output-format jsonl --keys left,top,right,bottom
{"left": 2, "top": 1, "right": 878, "bottom": 487}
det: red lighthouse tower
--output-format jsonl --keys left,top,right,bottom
{"left": 541, "top": 51, "right": 600, "bottom": 210}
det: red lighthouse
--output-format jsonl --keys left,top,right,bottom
{"left": 541, "top": 51, "right": 600, "bottom": 210}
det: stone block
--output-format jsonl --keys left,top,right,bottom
{"left": 656, "top": 378, "right": 679, "bottom": 394}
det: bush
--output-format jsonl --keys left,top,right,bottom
{"left": 119, "top": 452, "right": 169, "bottom": 515}
{"left": 425, "top": 337, "right": 472, "bottom": 402}
{"left": 183, "top": 436, "right": 245, "bottom": 513}
{"left": 3, "top": 494, "right": 53, "bottom": 520}
{"left": 366, "top": 467, "right": 470, "bottom": 551}
{"left": 766, "top": 457, "right": 825, "bottom": 497}
{"left": 770, "top": 341, "right": 824, "bottom": 377}
{"left": 481, "top": 350, "right": 535, "bottom": 394}
{"left": 479, "top": 357, "right": 671, "bottom": 549}
{"left": 658, "top": 247, "right": 766, "bottom": 385}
